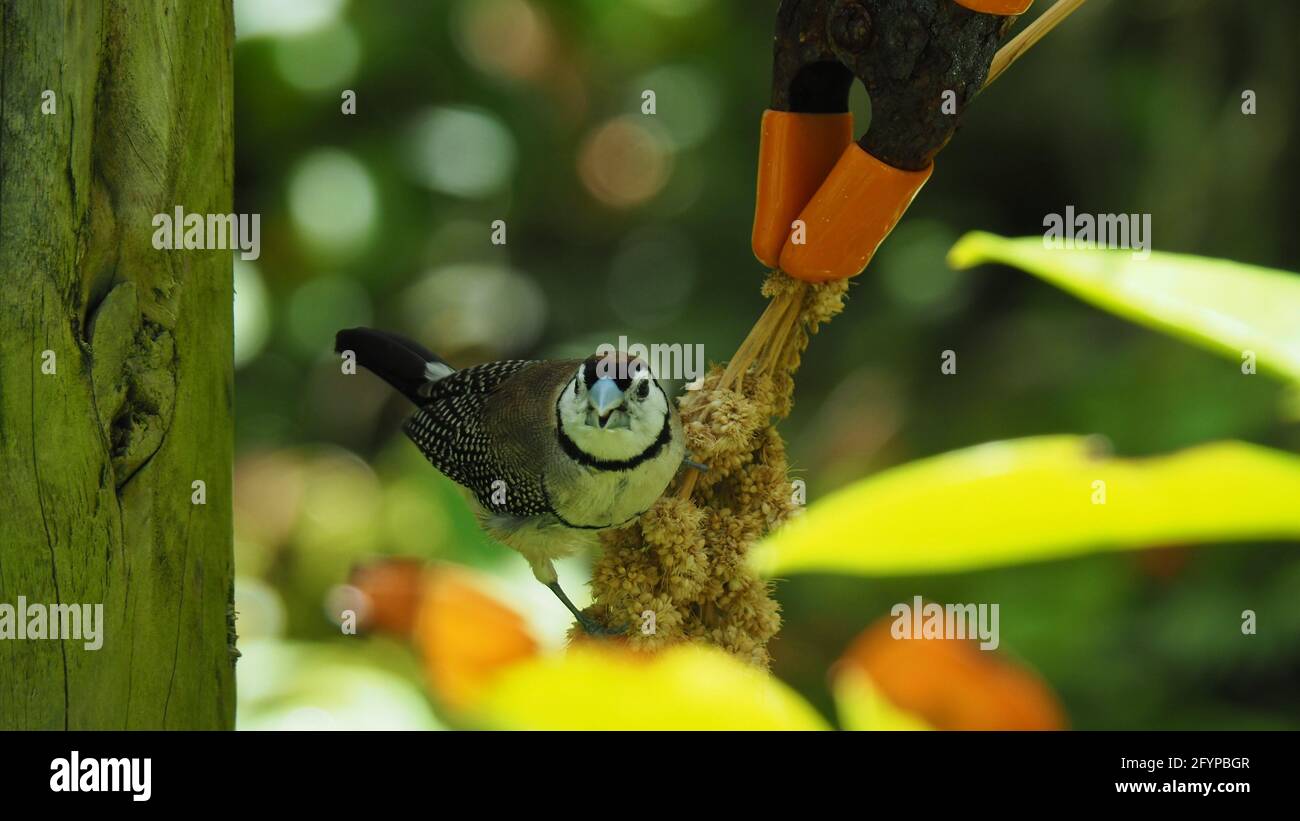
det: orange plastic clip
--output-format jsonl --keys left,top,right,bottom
{"left": 751, "top": 109, "right": 854, "bottom": 270}
{"left": 778, "top": 144, "right": 932, "bottom": 283}
{"left": 953, "top": 0, "right": 1033, "bottom": 14}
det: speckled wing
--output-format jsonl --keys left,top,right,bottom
{"left": 402, "top": 359, "right": 556, "bottom": 518}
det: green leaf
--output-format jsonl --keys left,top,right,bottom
{"left": 472, "top": 644, "right": 830, "bottom": 730}
{"left": 752, "top": 437, "right": 1300, "bottom": 578}
{"left": 948, "top": 232, "right": 1300, "bottom": 383}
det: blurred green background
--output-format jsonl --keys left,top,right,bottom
{"left": 229, "top": 0, "right": 1300, "bottom": 729}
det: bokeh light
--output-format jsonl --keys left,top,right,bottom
{"left": 234, "top": 449, "right": 307, "bottom": 552}
{"left": 633, "top": 65, "right": 720, "bottom": 149}
{"left": 454, "top": 0, "right": 553, "bottom": 82}
{"left": 296, "top": 448, "right": 383, "bottom": 559}
{"left": 406, "top": 106, "right": 516, "bottom": 198}
{"left": 577, "top": 116, "right": 673, "bottom": 208}
{"left": 287, "top": 149, "right": 378, "bottom": 255}
{"left": 233, "top": 260, "right": 270, "bottom": 368}
{"left": 233, "top": 0, "right": 346, "bottom": 40}
{"left": 233, "top": 576, "right": 288, "bottom": 641}
{"left": 236, "top": 640, "right": 442, "bottom": 730}
{"left": 273, "top": 21, "right": 361, "bottom": 92}
{"left": 401, "top": 264, "right": 546, "bottom": 360}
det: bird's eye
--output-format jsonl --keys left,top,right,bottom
{"left": 636, "top": 380, "right": 650, "bottom": 400}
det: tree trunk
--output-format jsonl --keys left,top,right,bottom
{"left": 0, "top": 0, "right": 235, "bottom": 728}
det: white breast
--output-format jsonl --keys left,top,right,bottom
{"left": 549, "top": 441, "right": 683, "bottom": 528}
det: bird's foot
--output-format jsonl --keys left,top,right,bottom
{"left": 577, "top": 613, "right": 627, "bottom": 637}
{"left": 682, "top": 456, "right": 709, "bottom": 473}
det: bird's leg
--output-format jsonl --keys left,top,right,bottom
{"left": 528, "top": 554, "right": 625, "bottom": 636}
{"left": 546, "top": 580, "right": 625, "bottom": 636}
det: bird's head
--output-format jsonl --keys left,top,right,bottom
{"left": 557, "top": 352, "right": 671, "bottom": 462}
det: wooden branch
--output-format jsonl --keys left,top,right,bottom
{"left": 986, "top": 0, "right": 1088, "bottom": 88}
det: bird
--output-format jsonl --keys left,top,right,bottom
{"left": 335, "top": 327, "right": 690, "bottom": 634}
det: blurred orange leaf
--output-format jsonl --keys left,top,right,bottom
{"left": 834, "top": 617, "right": 1066, "bottom": 730}
{"left": 415, "top": 565, "right": 540, "bottom": 712}
{"left": 346, "top": 559, "right": 540, "bottom": 713}
{"left": 346, "top": 557, "right": 426, "bottom": 635}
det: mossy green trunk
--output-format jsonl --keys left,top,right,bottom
{"left": 0, "top": 1, "right": 235, "bottom": 728}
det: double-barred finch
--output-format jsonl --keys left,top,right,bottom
{"left": 335, "top": 327, "right": 689, "bottom": 634}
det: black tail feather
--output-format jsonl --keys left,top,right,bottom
{"left": 335, "top": 327, "right": 449, "bottom": 404}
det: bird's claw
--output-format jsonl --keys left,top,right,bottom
{"left": 578, "top": 614, "right": 627, "bottom": 637}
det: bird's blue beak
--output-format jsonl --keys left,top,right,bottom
{"left": 588, "top": 377, "right": 624, "bottom": 424}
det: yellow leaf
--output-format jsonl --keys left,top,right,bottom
{"left": 473, "top": 644, "right": 830, "bottom": 730}
{"left": 948, "top": 231, "right": 1300, "bottom": 383}
{"left": 753, "top": 437, "right": 1300, "bottom": 577}
{"left": 834, "top": 670, "right": 933, "bottom": 731}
